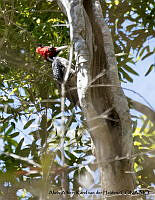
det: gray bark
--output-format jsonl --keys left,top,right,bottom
{"left": 57, "top": 0, "right": 144, "bottom": 199}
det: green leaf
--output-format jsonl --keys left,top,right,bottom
{"left": 126, "top": 24, "right": 137, "bottom": 32}
{"left": 140, "top": 119, "right": 149, "bottom": 133}
{"left": 23, "top": 119, "right": 35, "bottom": 129}
{"left": 145, "top": 64, "right": 155, "bottom": 76}
{"left": 11, "top": 122, "right": 16, "bottom": 129}
{"left": 65, "top": 150, "right": 77, "bottom": 161}
{"left": 141, "top": 51, "right": 154, "bottom": 61}
{"left": 134, "top": 141, "right": 142, "bottom": 146}
{"left": 7, "top": 138, "right": 18, "bottom": 147}
{"left": 119, "top": 68, "right": 133, "bottom": 82}
{"left": 139, "top": 45, "right": 150, "bottom": 58}
{"left": 10, "top": 132, "right": 20, "bottom": 138}
{"left": 74, "top": 150, "right": 84, "bottom": 153}
{"left": 20, "top": 148, "right": 30, "bottom": 157}
{"left": 15, "top": 138, "right": 24, "bottom": 154}
{"left": 3, "top": 122, "right": 9, "bottom": 129}
{"left": 125, "top": 65, "right": 139, "bottom": 76}
{"left": 5, "top": 125, "right": 15, "bottom": 136}
{"left": 7, "top": 99, "right": 14, "bottom": 103}
{"left": 9, "top": 88, "right": 18, "bottom": 96}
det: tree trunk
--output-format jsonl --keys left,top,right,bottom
{"left": 57, "top": 0, "right": 144, "bottom": 199}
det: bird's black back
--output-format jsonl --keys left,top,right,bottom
{"left": 51, "top": 57, "right": 78, "bottom": 106}
{"left": 52, "top": 57, "right": 65, "bottom": 83}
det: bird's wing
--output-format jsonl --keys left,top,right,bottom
{"left": 51, "top": 57, "right": 65, "bottom": 82}
{"left": 54, "top": 57, "right": 75, "bottom": 76}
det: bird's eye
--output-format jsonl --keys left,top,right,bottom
{"left": 49, "top": 47, "right": 55, "bottom": 51}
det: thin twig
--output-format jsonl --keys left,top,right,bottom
{"left": 0, "top": 151, "right": 41, "bottom": 168}
{"left": 69, "top": 83, "right": 154, "bottom": 111}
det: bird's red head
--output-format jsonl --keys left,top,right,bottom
{"left": 36, "top": 46, "right": 56, "bottom": 60}
{"left": 36, "top": 45, "right": 68, "bottom": 61}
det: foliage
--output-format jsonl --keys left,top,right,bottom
{"left": 102, "top": 0, "right": 155, "bottom": 82}
{"left": 133, "top": 117, "right": 155, "bottom": 189}
{"left": 0, "top": 0, "right": 154, "bottom": 199}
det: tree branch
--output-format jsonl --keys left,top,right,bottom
{"left": 129, "top": 99, "right": 155, "bottom": 125}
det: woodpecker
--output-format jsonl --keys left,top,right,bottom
{"left": 36, "top": 45, "right": 78, "bottom": 105}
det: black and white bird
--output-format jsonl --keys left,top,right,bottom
{"left": 36, "top": 45, "right": 78, "bottom": 105}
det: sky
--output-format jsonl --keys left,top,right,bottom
{"left": 122, "top": 38, "right": 155, "bottom": 116}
